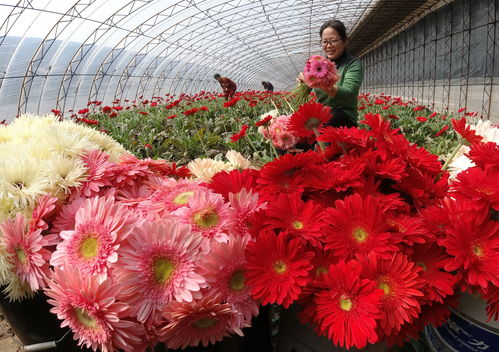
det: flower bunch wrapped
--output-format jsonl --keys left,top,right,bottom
{"left": 239, "top": 112, "right": 498, "bottom": 350}
{"left": 291, "top": 55, "right": 339, "bottom": 107}
{"left": 0, "top": 116, "right": 263, "bottom": 351}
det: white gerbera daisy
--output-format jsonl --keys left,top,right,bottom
{"left": 0, "top": 156, "right": 49, "bottom": 213}
{"left": 187, "top": 158, "right": 232, "bottom": 182}
{"left": 1, "top": 272, "right": 36, "bottom": 302}
{"left": 59, "top": 121, "right": 127, "bottom": 162}
{"left": 225, "top": 150, "right": 254, "bottom": 170}
{"left": 42, "top": 155, "right": 87, "bottom": 195}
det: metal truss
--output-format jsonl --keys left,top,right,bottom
{"left": 481, "top": 0, "right": 496, "bottom": 119}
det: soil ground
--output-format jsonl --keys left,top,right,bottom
{"left": 0, "top": 312, "right": 22, "bottom": 352}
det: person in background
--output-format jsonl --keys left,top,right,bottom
{"left": 261, "top": 81, "right": 274, "bottom": 92}
{"left": 214, "top": 73, "right": 237, "bottom": 101}
{"left": 297, "top": 19, "right": 364, "bottom": 127}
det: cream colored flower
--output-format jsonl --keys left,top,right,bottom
{"left": 187, "top": 158, "right": 232, "bottom": 182}
{"left": 225, "top": 150, "right": 254, "bottom": 170}
{"left": 42, "top": 155, "right": 87, "bottom": 196}
{"left": 1, "top": 273, "right": 36, "bottom": 302}
{"left": 60, "top": 121, "right": 127, "bottom": 162}
{"left": 0, "top": 157, "right": 49, "bottom": 218}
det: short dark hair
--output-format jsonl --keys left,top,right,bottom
{"left": 319, "top": 20, "right": 347, "bottom": 41}
{"left": 214, "top": 73, "right": 221, "bottom": 79}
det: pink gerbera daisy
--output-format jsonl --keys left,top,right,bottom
{"left": 29, "top": 194, "right": 58, "bottom": 233}
{"left": 199, "top": 234, "right": 259, "bottom": 324}
{"left": 78, "top": 149, "right": 115, "bottom": 198}
{"left": 160, "top": 298, "right": 246, "bottom": 349}
{"left": 115, "top": 220, "right": 205, "bottom": 324}
{"left": 138, "top": 178, "right": 209, "bottom": 220}
{"left": 44, "top": 266, "right": 143, "bottom": 352}
{"left": 226, "top": 188, "right": 265, "bottom": 237}
{"left": 173, "top": 190, "right": 231, "bottom": 244}
{"left": 50, "top": 194, "right": 138, "bottom": 282}
{"left": 49, "top": 196, "right": 87, "bottom": 235}
{"left": 0, "top": 214, "right": 52, "bottom": 291}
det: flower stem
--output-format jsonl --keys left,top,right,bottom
{"left": 312, "top": 127, "right": 326, "bottom": 152}
{"left": 197, "top": 130, "right": 209, "bottom": 157}
{"left": 270, "top": 100, "right": 281, "bottom": 115}
{"left": 441, "top": 139, "right": 464, "bottom": 173}
{"left": 283, "top": 98, "right": 295, "bottom": 114}
{"left": 245, "top": 134, "right": 259, "bottom": 155}
{"left": 265, "top": 127, "right": 280, "bottom": 159}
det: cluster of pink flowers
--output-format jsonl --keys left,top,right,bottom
{"left": 303, "top": 55, "right": 338, "bottom": 89}
{"left": 0, "top": 152, "right": 263, "bottom": 351}
{"left": 265, "top": 115, "right": 299, "bottom": 150}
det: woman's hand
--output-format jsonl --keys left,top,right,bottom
{"left": 296, "top": 72, "right": 305, "bottom": 84}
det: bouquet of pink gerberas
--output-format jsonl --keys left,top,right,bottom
{"left": 290, "top": 55, "right": 339, "bottom": 107}
{"left": 0, "top": 115, "right": 263, "bottom": 352}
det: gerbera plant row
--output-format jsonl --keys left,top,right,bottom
{"left": 0, "top": 95, "right": 497, "bottom": 352}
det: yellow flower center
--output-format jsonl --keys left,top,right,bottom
{"left": 153, "top": 258, "right": 176, "bottom": 284}
{"left": 194, "top": 317, "right": 217, "bottom": 329}
{"left": 14, "top": 246, "right": 27, "bottom": 263}
{"left": 352, "top": 227, "right": 368, "bottom": 243}
{"left": 173, "top": 191, "right": 194, "bottom": 205}
{"left": 292, "top": 220, "right": 304, "bottom": 230}
{"left": 193, "top": 209, "right": 219, "bottom": 228}
{"left": 79, "top": 236, "right": 99, "bottom": 260}
{"left": 304, "top": 117, "right": 321, "bottom": 130}
{"left": 273, "top": 260, "right": 287, "bottom": 274}
{"left": 339, "top": 295, "right": 353, "bottom": 311}
{"left": 229, "top": 270, "right": 246, "bottom": 291}
{"left": 75, "top": 308, "right": 97, "bottom": 329}
{"left": 416, "top": 261, "right": 427, "bottom": 271}
{"left": 379, "top": 281, "right": 391, "bottom": 296}
{"left": 472, "top": 244, "right": 484, "bottom": 257}
{"left": 315, "top": 266, "right": 328, "bottom": 276}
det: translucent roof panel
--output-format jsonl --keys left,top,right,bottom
{"left": 0, "top": 0, "right": 377, "bottom": 120}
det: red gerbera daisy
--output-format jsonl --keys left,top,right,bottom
{"left": 256, "top": 151, "right": 322, "bottom": 201}
{"left": 442, "top": 217, "right": 499, "bottom": 288}
{"left": 358, "top": 252, "right": 424, "bottom": 336}
{"left": 407, "top": 243, "right": 456, "bottom": 304}
{"left": 324, "top": 194, "right": 399, "bottom": 260}
{"left": 482, "top": 285, "right": 499, "bottom": 321}
{"left": 451, "top": 117, "right": 483, "bottom": 144}
{"left": 264, "top": 192, "right": 327, "bottom": 248}
{"left": 313, "top": 259, "right": 382, "bottom": 349}
{"left": 386, "top": 213, "right": 428, "bottom": 245}
{"left": 244, "top": 231, "right": 314, "bottom": 308}
{"left": 208, "top": 169, "right": 260, "bottom": 201}
{"left": 316, "top": 126, "right": 370, "bottom": 150}
{"left": 467, "top": 141, "right": 499, "bottom": 171}
{"left": 452, "top": 167, "right": 499, "bottom": 211}
{"left": 288, "top": 102, "right": 332, "bottom": 137}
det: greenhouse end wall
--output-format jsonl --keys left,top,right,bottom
{"left": 360, "top": 0, "right": 498, "bottom": 122}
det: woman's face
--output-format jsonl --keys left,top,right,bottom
{"left": 321, "top": 27, "right": 346, "bottom": 60}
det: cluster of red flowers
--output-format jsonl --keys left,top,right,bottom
{"left": 230, "top": 124, "right": 249, "bottom": 142}
{"left": 203, "top": 112, "right": 499, "bottom": 349}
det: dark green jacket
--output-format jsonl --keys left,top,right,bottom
{"left": 314, "top": 52, "right": 364, "bottom": 122}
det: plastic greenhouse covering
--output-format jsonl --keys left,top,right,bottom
{"left": 0, "top": 0, "right": 376, "bottom": 122}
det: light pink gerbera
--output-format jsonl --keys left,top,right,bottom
{"left": 160, "top": 298, "right": 246, "bottom": 349}
{"left": 29, "top": 194, "right": 58, "bottom": 233}
{"left": 226, "top": 188, "right": 266, "bottom": 237}
{"left": 173, "top": 190, "right": 231, "bottom": 244}
{"left": 78, "top": 149, "right": 115, "bottom": 198}
{"left": 115, "top": 220, "right": 206, "bottom": 325}
{"left": 50, "top": 194, "right": 138, "bottom": 282}
{"left": 0, "top": 214, "right": 53, "bottom": 291}
{"left": 138, "top": 178, "right": 209, "bottom": 220}
{"left": 199, "top": 234, "right": 259, "bottom": 324}
{"left": 49, "top": 196, "right": 87, "bottom": 235}
{"left": 44, "top": 266, "right": 143, "bottom": 352}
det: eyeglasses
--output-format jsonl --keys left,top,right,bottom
{"left": 321, "top": 39, "right": 342, "bottom": 46}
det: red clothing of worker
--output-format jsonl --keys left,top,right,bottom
{"left": 218, "top": 77, "right": 237, "bottom": 100}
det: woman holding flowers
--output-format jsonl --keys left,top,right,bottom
{"left": 298, "top": 20, "right": 364, "bottom": 127}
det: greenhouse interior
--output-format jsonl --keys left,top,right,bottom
{"left": 0, "top": 0, "right": 498, "bottom": 351}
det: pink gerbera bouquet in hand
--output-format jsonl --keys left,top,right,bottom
{"left": 291, "top": 55, "right": 339, "bottom": 107}
{"left": 303, "top": 55, "right": 338, "bottom": 89}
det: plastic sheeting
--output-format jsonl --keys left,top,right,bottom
{"left": 0, "top": 0, "right": 376, "bottom": 121}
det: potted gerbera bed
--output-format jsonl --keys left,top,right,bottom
{"left": 239, "top": 110, "right": 499, "bottom": 351}
{"left": 0, "top": 115, "right": 272, "bottom": 351}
